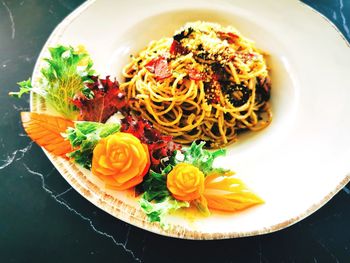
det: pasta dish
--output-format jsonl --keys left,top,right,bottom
{"left": 120, "top": 21, "right": 272, "bottom": 148}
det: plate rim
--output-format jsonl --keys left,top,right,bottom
{"left": 30, "top": 0, "right": 350, "bottom": 239}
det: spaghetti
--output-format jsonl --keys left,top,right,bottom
{"left": 120, "top": 21, "right": 272, "bottom": 148}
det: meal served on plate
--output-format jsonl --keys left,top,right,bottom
{"left": 10, "top": 21, "right": 270, "bottom": 226}
{"left": 121, "top": 21, "right": 272, "bottom": 148}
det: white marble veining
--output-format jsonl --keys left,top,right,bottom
{"left": 2, "top": 1, "right": 15, "bottom": 39}
{"left": 316, "top": 238, "right": 340, "bottom": 263}
{"left": 23, "top": 164, "right": 142, "bottom": 262}
{"left": 57, "top": 0, "right": 75, "bottom": 11}
{"left": 54, "top": 187, "right": 72, "bottom": 198}
{"left": 1, "top": 59, "right": 11, "bottom": 69}
{"left": 0, "top": 142, "right": 32, "bottom": 170}
{"left": 12, "top": 104, "right": 29, "bottom": 111}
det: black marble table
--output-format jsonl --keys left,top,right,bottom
{"left": 1, "top": 0, "right": 349, "bottom": 262}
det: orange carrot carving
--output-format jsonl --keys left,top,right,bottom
{"left": 203, "top": 172, "right": 264, "bottom": 212}
{"left": 91, "top": 132, "right": 150, "bottom": 190}
{"left": 167, "top": 163, "right": 205, "bottom": 201}
{"left": 21, "top": 112, "right": 74, "bottom": 157}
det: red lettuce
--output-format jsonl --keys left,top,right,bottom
{"left": 121, "top": 116, "right": 181, "bottom": 170}
{"left": 72, "top": 76, "right": 128, "bottom": 123}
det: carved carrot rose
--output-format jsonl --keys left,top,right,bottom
{"left": 167, "top": 163, "right": 205, "bottom": 201}
{"left": 91, "top": 132, "right": 150, "bottom": 190}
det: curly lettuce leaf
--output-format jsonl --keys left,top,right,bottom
{"left": 121, "top": 116, "right": 181, "bottom": 170}
{"left": 141, "top": 165, "right": 188, "bottom": 225}
{"left": 64, "top": 121, "right": 120, "bottom": 169}
{"left": 72, "top": 76, "right": 128, "bottom": 123}
{"left": 9, "top": 45, "right": 95, "bottom": 119}
{"left": 140, "top": 196, "right": 189, "bottom": 226}
{"left": 142, "top": 165, "right": 172, "bottom": 202}
{"left": 9, "top": 79, "right": 46, "bottom": 98}
{"left": 172, "top": 141, "right": 227, "bottom": 175}
{"left": 43, "top": 45, "right": 95, "bottom": 119}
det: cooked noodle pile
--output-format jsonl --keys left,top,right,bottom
{"left": 120, "top": 21, "right": 272, "bottom": 148}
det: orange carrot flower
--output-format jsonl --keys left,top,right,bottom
{"left": 91, "top": 132, "right": 150, "bottom": 190}
{"left": 167, "top": 163, "right": 205, "bottom": 201}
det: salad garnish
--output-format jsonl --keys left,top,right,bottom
{"left": 10, "top": 45, "right": 95, "bottom": 119}
{"left": 11, "top": 44, "right": 263, "bottom": 227}
{"left": 65, "top": 121, "right": 121, "bottom": 169}
{"left": 72, "top": 76, "right": 128, "bottom": 123}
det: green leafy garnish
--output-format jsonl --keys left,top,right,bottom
{"left": 140, "top": 196, "right": 189, "bottom": 226}
{"left": 9, "top": 79, "right": 46, "bottom": 98}
{"left": 43, "top": 46, "right": 95, "bottom": 119}
{"left": 140, "top": 164, "right": 190, "bottom": 225}
{"left": 142, "top": 165, "right": 172, "bottom": 202}
{"left": 193, "top": 197, "right": 210, "bottom": 216}
{"left": 140, "top": 141, "right": 230, "bottom": 224}
{"left": 172, "top": 141, "right": 227, "bottom": 175}
{"left": 64, "top": 121, "right": 120, "bottom": 169}
{"left": 10, "top": 45, "right": 95, "bottom": 119}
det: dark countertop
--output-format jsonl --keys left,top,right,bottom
{"left": 1, "top": 0, "right": 349, "bottom": 262}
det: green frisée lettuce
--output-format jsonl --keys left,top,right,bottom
{"left": 172, "top": 141, "right": 227, "bottom": 175}
{"left": 64, "top": 121, "right": 120, "bottom": 169}
{"left": 139, "top": 141, "right": 230, "bottom": 224}
{"left": 9, "top": 79, "right": 46, "bottom": 98}
{"left": 140, "top": 164, "right": 190, "bottom": 225}
{"left": 10, "top": 45, "right": 95, "bottom": 119}
{"left": 142, "top": 165, "right": 172, "bottom": 202}
{"left": 140, "top": 197, "right": 189, "bottom": 226}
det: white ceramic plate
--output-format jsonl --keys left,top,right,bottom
{"left": 31, "top": 0, "right": 350, "bottom": 239}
